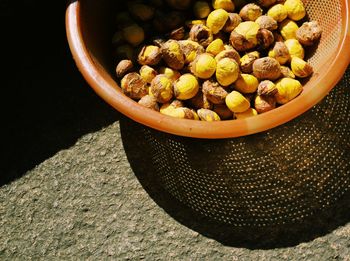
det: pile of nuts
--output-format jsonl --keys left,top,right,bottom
{"left": 113, "top": 0, "right": 322, "bottom": 121}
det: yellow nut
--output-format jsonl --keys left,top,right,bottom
{"left": 138, "top": 45, "right": 162, "bottom": 66}
{"left": 279, "top": 19, "right": 299, "bottom": 40}
{"left": 138, "top": 95, "right": 159, "bottom": 111}
{"left": 212, "top": 0, "right": 235, "bottom": 12}
{"left": 206, "top": 39, "right": 225, "bottom": 56}
{"left": 240, "top": 51, "right": 260, "bottom": 73}
{"left": 122, "top": 24, "right": 145, "bottom": 46}
{"left": 284, "top": 0, "right": 306, "bottom": 21}
{"left": 185, "top": 19, "right": 206, "bottom": 29}
{"left": 150, "top": 74, "right": 174, "bottom": 103}
{"left": 285, "top": 39, "right": 305, "bottom": 59}
{"left": 194, "top": 1, "right": 212, "bottom": 19}
{"left": 235, "top": 108, "right": 258, "bottom": 119}
{"left": 267, "top": 4, "right": 288, "bottom": 22}
{"left": 239, "top": 4, "right": 263, "bottom": 21}
{"left": 179, "top": 40, "right": 205, "bottom": 64}
{"left": 234, "top": 74, "right": 259, "bottom": 94}
{"left": 216, "top": 58, "right": 240, "bottom": 86}
{"left": 158, "top": 67, "right": 181, "bottom": 82}
{"left": 268, "top": 42, "right": 290, "bottom": 65}
{"left": 207, "top": 9, "right": 229, "bottom": 34}
{"left": 160, "top": 105, "right": 198, "bottom": 120}
{"left": 121, "top": 72, "right": 148, "bottom": 99}
{"left": 140, "top": 65, "right": 158, "bottom": 83}
{"left": 280, "top": 65, "right": 296, "bottom": 79}
{"left": 161, "top": 40, "right": 185, "bottom": 70}
{"left": 225, "top": 91, "right": 251, "bottom": 113}
{"left": 198, "top": 109, "right": 221, "bottom": 121}
{"left": 275, "top": 78, "right": 303, "bottom": 104}
{"left": 174, "top": 74, "right": 200, "bottom": 100}
{"left": 291, "top": 57, "right": 313, "bottom": 78}
{"left": 213, "top": 104, "right": 233, "bottom": 120}
{"left": 230, "top": 21, "right": 260, "bottom": 51}
{"left": 191, "top": 53, "right": 217, "bottom": 79}
{"left": 254, "top": 95, "right": 276, "bottom": 114}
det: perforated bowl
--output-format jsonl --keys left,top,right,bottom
{"left": 66, "top": 0, "right": 350, "bottom": 139}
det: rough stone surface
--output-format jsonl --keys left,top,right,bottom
{"left": 1, "top": 122, "right": 350, "bottom": 260}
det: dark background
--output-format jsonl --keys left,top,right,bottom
{"left": 0, "top": 0, "right": 119, "bottom": 185}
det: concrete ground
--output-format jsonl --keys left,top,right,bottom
{"left": 1, "top": 1, "right": 350, "bottom": 260}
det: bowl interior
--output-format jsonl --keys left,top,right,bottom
{"left": 69, "top": 0, "right": 350, "bottom": 138}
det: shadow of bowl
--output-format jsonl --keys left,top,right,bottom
{"left": 120, "top": 69, "right": 350, "bottom": 249}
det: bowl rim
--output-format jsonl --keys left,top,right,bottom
{"left": 65, "top": 0, "right": 350, "bottom": 139}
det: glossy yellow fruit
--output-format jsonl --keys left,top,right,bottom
{"left": 225, "top": 91, "right": 251, "bottom": 113}
{"left": 216, "top": 58, "right": 240, "bottom": 86}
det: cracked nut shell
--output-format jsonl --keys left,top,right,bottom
{"left": 253, "top": 57, "right": 281, "bottom": 80}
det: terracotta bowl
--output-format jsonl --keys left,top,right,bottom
{"left": 66, "top": 0, "right": 350, "bottom": 138}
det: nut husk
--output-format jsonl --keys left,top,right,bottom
{"left": 121, "top": 72, "right": 148, "bottom": 99}
{"left": 296, "top": 21, "right": 322, "bottom": 46}
{"left": 255, "top": 15, "right": 278, "bottom": 31}
{"left": 230, "top": 21, "right": 260, "bottom": 52}
{"left": 239, "top": 3, "right": 263, "bottom": 21}
{"left": 215, "top": 49, "right": 241, "bottom": 65}
{"left": 240, "top": 51, "right": 260, "bottom": 74}
{"left": 150, "top": 74, "right": 174, "bottom": 103}
{"left": 213, "top": 104, "right": 233, "bottom": 120}
{"left": 253, "top": 57, "right": 281, "bottom": 80}
{"left": 179, "top": 40, "right": 205, "bottom": 64}
{"left": 138, "top": 95, "right": 160, "bottom": 111}
{"left": 257, "top": 80, "right": 278, "bottom": 96}
{"left": 116, "top": 60, "right": 134, "bottom": 78}
{"left": 268, "top": 42, "right": 290, "bottom": 65}
{"left": 189, "top": 24, "right": 214, "bottom": 47}
{"left": 202, "top": 80, "right": 228, "bottom": 104}
{"left": 257, "top": 0, "right": 277, "bottom": 8}
{"left": 188, "top": 91, "right": 213, "bottom": 110}
{"left": 280, "top": 66, "right": 296, "bottom": 79}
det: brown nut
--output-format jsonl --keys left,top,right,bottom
{"left": 296, "top": 21, "right": 323, "bottom": 46}
{"left": 116, "top": 60, "right": 134, "bottom": 78}
{"left": 273, "top": 32, "right": 284, "bottom": 42}
{"left": 161, "top": 40, "right": 185, "bottom": 70}
{"left": 240, "top": 51, "right": 260, "bottom": 74}
{"left": 189, "top": 24, "right": 214, "bottom": 47}
{"left": 257, "top": 29, "right": 275, "bottom": 50}
{"left": 138, "top": 95, "right": 160, "bottom": 111}
{"left": 239, "top": 4, "right": 263, "bottom": 21}
{"left": 202, "top": 80, "right": 228, "bottom": 105}
{"left": 138, "top": 45, "right": 162, "bottom": 66}
{"left": 223, "top": 13, "right": 242, "bottom": 33}
{"left": 188, "top": 92, "right": 213, "bottom": 110}
{"left": 268, "top": 42, "right": 290, "bottom": 65}
{"left": 213, "top": 104, "right": 233, "bottom": 120}
{"left": 165, "top": 0, "right": 192, "bottom": 10}
{"left": 121, "top": 72, "right": 148, "bottom": 99}
{"left": 150, "top": 74, "right": 174, "bottom": 103}
{"left": 257, "top": 80, "right": 278, "bottom": 96}
{"left": 254, "top": 95, "right": 276, "bottom": 114}
{"left": 255, "top": 15, "right": 278, "bottom": 31}
{"left": 168, "top": 27, "right": 186, "bottom": 40}
{"left": 253, "top": 57, "right": 281, "bottom": 81}
{"left": 215, "top": 49, "right": 241, "bottom": 65}
{"left": 128, "top": 3, "right": 155, "bottom": 21}
{"left": 257, "top": 0, "right": 277, "bottom": 8}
